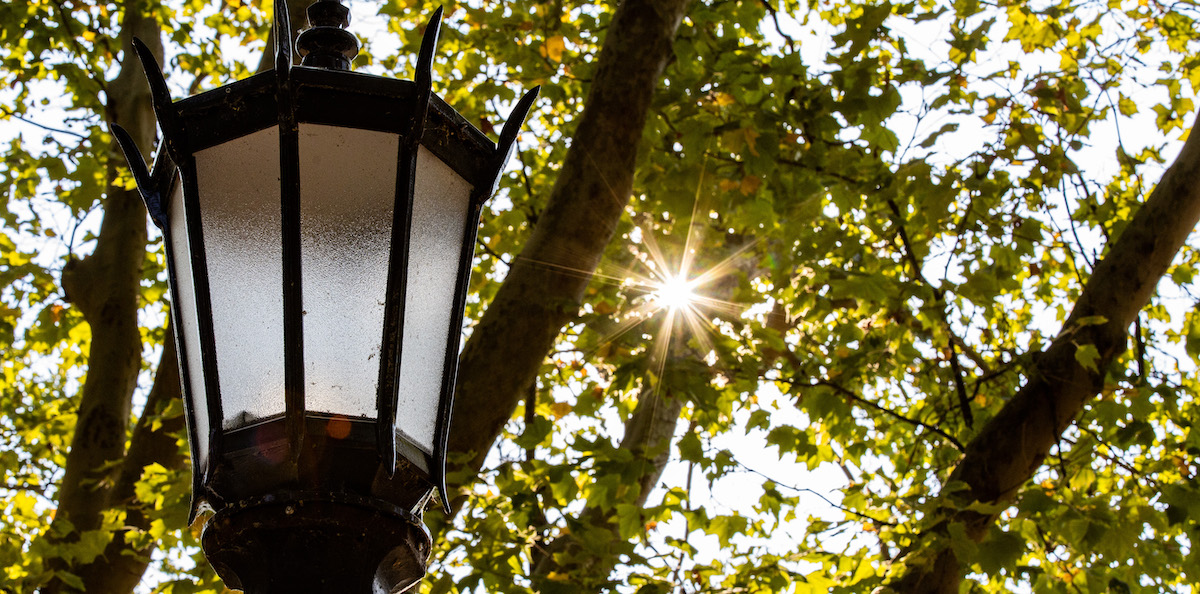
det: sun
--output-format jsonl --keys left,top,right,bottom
{"left": 651, "top": 274, "right": 698, "bottom": 313}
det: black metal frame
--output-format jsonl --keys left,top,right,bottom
{"left": 113, "top": 0, "right": 538, "bottom": 526}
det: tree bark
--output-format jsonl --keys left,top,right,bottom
{"left": 54, "top": 2, "right": 158, "bottom": 535}
{"left": 448, "top": 0, "right": 693, "bottom": 491}
{"left": 877, "top": 110, "right": 1200, "bottom": 592}
{"left": 71, "top": 338, "right": 186, "bottom": 594}
{"left": 43, "top": 2, "right": 161, "bottom": 592}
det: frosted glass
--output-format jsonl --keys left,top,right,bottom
{"left": 194, "top": 126, "right": 286, "bottom": 429}
{"left": 299, "top": 124, "right": 399, "bottom": 418}
{"left": 168, "top": 182, "right": 209, "bottom": 469}
{"left": 395, "top": 146, "right": 473, "bottom": 453}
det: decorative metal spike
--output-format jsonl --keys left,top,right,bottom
{"left": 416, "top": 6, "right": 443, "bottom": 89}
{"left": 491, "top": 86, "right": 541, "bottom": 188}
{"left": 274, "top": 0, "right": 293, "bottom": 76}
{"left": 111, "top": 123, "right": 167, "bottom": 228}
{"left": 406, "top": 6, "right": 444, "bottom": 148}
{"left": 130, "top": 38, "right": 184, "bottom": 164}
{"left": 148, "top": 141, "right": 177, "bottom": 201}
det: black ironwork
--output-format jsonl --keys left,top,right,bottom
{"left": 429, "top": 86, "right": 541, "bottom": 508}
{"left": 274, "top": 0, "right": 308, "bottom": 464}
{"left": 113, "top": 0, "right": 539, "bottom": 589}
{"left": 296, "top": 0, "right": 359, "bottom": 70}
{"left": 112, "top": 129, "right": 208, "bottom": 522}
{"left": 202, "top": 492, "right": 430, "bottom": 594}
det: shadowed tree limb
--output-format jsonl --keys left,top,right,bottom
{"left": 529, "top": 383, "right": 686, "bottom": 589}
{"left": 876, "top": 110, "right": 1200, "bottom": 593}
{"left": 70, "top": 338, "right": 185, "bottom": 594}
{"left": 447, "top": 0, "right": 693, "bottom": 494}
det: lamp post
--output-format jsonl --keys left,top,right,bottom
{"left": 112, "top": 1, "right": 537, "bottom": 591}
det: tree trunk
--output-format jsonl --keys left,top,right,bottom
{"left": 42, "top": 2, "right": 161, "bottom": 592}
{"left": 70, "top": 338, "right": 186, "bottom": 594}
{"left": 448, "top": 0, "right": 693, "bottom": 494}
{"left": 877, "top": 110, "right": 1200, "bottom": 592}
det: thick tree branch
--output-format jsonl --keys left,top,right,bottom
{"left": 530, "top": 384, "right": 685, "bottom": 588}
{"left": 878, "top": 110, "right": 1200, "bottom": 593}
{"left": 73, "top": 338, "right": 186, "bottom": 594}
{"left": 448, "top": 0, "right": 692, "bottom": 491}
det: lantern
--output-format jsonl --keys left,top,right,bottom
{"left": 112, "top": 1, "right": 537, "bottom": 591}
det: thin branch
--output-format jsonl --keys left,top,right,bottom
{"left": 1, "top": 481, "right": 49, "bottom": 495}
{"left": 734, "top": 461, "right": 896, "bottom": 526}
{"left": 50, "top": 0, "right": 109, "bottom": 95}
{"left": 2, "top": 111, "right": 90, "bottom": 140}
{"left": 886, "top": 197, "right": 974, "bottom": 428}
{"left": 758, "top": 0, "right": 795, "bottom": 52}
{"left": 476, "top": 237, "right": 511, "bottom": 267}
{"left": 785, "top": 378, "right": 965, "bottom": 451}
{"left": 951, "top": 334, "right": 993, "bottom": 375}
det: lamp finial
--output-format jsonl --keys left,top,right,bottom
{"left": 296, "top": 0, "right": 360, "bottom": 70}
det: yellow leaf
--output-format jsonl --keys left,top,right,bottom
{"left": 741, "top": 127, "right": 760, "bottom": 156}
{"left": 549, "top": 401, "right": 572, "bottom": 419}
{"left": 541, "top": 35, "right": 566, "bottom": 62}
{"left": 713, "top": 92, "right": 735, "bottom": 106}
{"left": 739, "top": 175, "right": 762, "bottom": 196}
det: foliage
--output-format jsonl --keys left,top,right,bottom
{"left": 2, "top": 0, "right": 1199, "bottom": 592}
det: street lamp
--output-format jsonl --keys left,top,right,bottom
{"left": 112, "top": 1, "right": 537, "bottom": 591}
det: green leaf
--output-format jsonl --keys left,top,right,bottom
{"left": 1074, "top": 343, "right": 1101, "bottom": 373}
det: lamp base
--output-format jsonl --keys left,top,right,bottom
{"left": 201, "top": 493, "right": 431, "bottom": 594}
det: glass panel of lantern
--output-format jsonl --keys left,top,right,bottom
{"left": 297, "top": 123, "right": 398, "bottom": 421}
{"left": 191, "top": 126, "right": 287, "bottom": 430}
{"left": 166, "top": 180, "right": 210, "bottom": 473}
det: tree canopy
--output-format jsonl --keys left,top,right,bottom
{"left": 2, "top": 0, "right": 1200, "bottom": 592}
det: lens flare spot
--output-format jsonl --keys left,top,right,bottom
{"left": 326, "top": 416, "right": 352, "bottom": 440}
{"left": 653, "top": 276, "right": 696, "bottom": 312}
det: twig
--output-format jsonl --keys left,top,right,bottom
{"left": 4, "top": 112, "right": 89, "bottom": 140}
{"left": 758, "top": 0, "right": 796, "bottom": 52}
{"left": 785, "top": 378, "right": 965, "bottom": 451}
{"left": 476, "top": 237, "right": 511, "bottom": 267}
{"left": 50, "top": 0, "right": 109, "bottom": 95}
{"left": 734, "top": 461, "right": 896, "bottom": 526}
{"left": 886, "top": 197, "right": 974, "bottom": 428}
{"left": 1, "top": 481, "right": 48, "bottom": 495}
